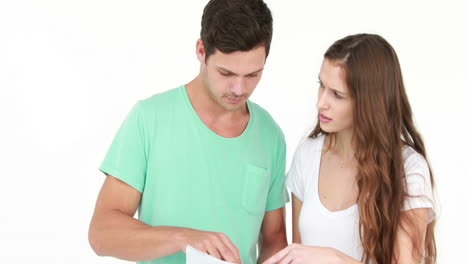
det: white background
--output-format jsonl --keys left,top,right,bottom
{"left": 1, "top": 0, "right": 467, "bottom": 263}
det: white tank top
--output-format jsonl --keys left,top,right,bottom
{"left": 286, "top": 135, "right": 435, "bottom": 261}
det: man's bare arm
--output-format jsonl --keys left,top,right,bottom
{"left": 88, "top": 175, "right": 241, "bottom": 263}
{"left": 257, "top": 207, "right": 288, "bottom": 264}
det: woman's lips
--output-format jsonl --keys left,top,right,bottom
{"left": 319, "top": 114, "right": 332, "bottom": 123}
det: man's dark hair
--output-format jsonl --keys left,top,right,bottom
{"left": 200, "top": 0, "right": 273, "bottom": 59}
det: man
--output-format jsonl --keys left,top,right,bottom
{"left": 88, "top": 1, "right": 288, "bottom": 263}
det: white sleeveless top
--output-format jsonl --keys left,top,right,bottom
{"left": 286, "top": 135, "right": 435, "bottom": 261}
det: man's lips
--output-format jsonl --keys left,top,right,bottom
{"left": 225, "top": 96, "right": 243, "bottom": 104}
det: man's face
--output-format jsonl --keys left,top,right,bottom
{"left": 197, "top": 40, "right": 266, "bottom": 112}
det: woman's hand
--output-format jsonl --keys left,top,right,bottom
{"left": 262, "top": 243, "right": 355, "bottom": 264}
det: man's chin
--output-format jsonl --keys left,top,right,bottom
{"left": 220, "top": 102, "right": 246, "bottom": 112}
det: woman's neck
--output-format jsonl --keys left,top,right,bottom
{"left": 328, "top": 130, "right": 355, "bottom": 160}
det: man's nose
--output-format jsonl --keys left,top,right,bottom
{"left": 230, "top": 77, "right": 247, "bottom": 96}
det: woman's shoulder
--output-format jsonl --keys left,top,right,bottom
{"left": 402, "top": 145, "right": 430, "bottom": 177}
{"left": 295, "top": 134, "right": 326, "bottom": 156}
{"left": 401, "top": 145, "right": 435, "bottom": 221}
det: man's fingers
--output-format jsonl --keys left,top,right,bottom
{"left": 191, "top": 244, "right": 208, "bottom": 254}
{"left": 217, "top": 233, "right": 241, "bottom": 263}
{"left": 217, "top": 245, "right": 238, "bottom": 263}
{"left": 206, "top": 245, "right": 222, "bottom": 260}
{"left": 187, "top": 230, "right": 241, "bottom": 264}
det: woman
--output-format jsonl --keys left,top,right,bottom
{"left": 264, "top": 34, "right": 436, "bottom": 264}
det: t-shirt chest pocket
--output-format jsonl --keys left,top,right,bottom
{"left": 242, "top": 164, "right": 270, "bottom": 214}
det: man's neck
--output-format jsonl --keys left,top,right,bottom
{"left": 185, "top": 76, "right": 250, "bottom": 138}
{"left": 185, "top": 76, "right": 248, "bottom": 121}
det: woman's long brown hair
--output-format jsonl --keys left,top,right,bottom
{"left": 310, "top": 34, "right": 436, "bottom": 263}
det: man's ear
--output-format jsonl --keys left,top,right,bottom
{"left": 196, "top": 39, "right": 206, "bottom": 63}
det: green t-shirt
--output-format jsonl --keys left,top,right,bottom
{"left": 100, "top": 85, "right": 289, "bottom": 264}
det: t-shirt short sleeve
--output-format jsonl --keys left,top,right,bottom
{"left": 286, "top": 144, "right": 305, "bottom": 202}
{"left": 265, "top": 134, "right": 290, "bottom": 211}
{"left": 99, "top": 102, "right": 147, "bottom": 193}
{"left": 402, "top": 147, "right": 436, "bottom": 223}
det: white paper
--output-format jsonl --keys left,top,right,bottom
{"left": 186, "top": 245, "right": 236, "bottom": 264}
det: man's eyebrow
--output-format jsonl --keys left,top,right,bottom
{"left": 217, "top": 67, "right": 264, "bottom": 76}
{"left": 217, "top": 67, "right": 234, "bottom": 74}
{"left": 246, "top": 68, "right": 264, "bottom": 75}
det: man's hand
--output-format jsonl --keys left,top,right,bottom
{"left": 179, "top": 228, "right": 242, "bottom": 264}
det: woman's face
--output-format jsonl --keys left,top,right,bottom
{"left": 316, "top": 58, "right": 354, "bottom": 134}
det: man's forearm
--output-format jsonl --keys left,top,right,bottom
{"left": 257, "top": 235, "right": 287, "bottom": 263}
{"left": 89, "top": 209, "right": 186, "bottom": 262}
